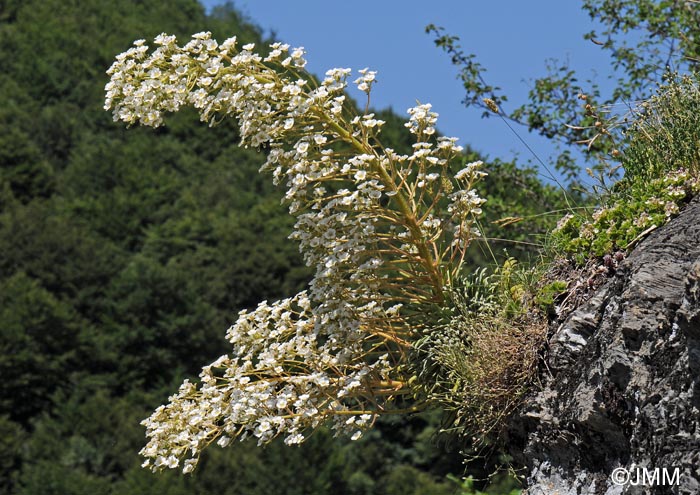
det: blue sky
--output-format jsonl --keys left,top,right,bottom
{"left": 201, "top": 1, "right": 616, "bottom": 180}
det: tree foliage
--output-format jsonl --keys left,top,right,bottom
{"left": 429, "top": 0, "right": 700, "bottom": 181}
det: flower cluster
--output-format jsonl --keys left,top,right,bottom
{"left": 105, "top": 32, "right": 488, "bottom": 473}
{"left": 140, "top": 292, "right": 392, "bottom": 473}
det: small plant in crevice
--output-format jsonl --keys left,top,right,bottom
{"left": 552, "top": 168, "right": 700, "bottom": 261}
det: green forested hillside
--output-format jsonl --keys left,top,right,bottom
{"left": 0, "top": 1, "right": 562, "bottom": 493}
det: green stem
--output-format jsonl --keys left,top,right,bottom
{"left": 322, "top": 115, "right": 445, "bottom": 303}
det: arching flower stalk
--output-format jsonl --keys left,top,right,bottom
{"left": 105, "top": 32, "right": 487, "bottom": 473}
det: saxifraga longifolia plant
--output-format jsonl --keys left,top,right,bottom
{"left": 103, "top": 32, "right": 527, "bottom": 473}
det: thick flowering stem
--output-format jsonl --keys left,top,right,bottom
{"left": 322, "top": 116, "right": 445, "bottom": 302}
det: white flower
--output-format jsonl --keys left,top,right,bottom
{"left": 182, "top": 459, "right": 197, "bottom": 474}
{"left": 354, "top": 69, "right": 377, "bottom": 93}
{"left": 454, "top": 161, "right": 485, "bottom": 181}
{"left": 284, "top": 433, "right": 305, "bottom": 445}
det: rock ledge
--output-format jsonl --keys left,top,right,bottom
{"left": 511, "top": 197, "right": 700, "bottom": 495}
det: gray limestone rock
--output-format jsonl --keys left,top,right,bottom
{"left": 510, "top": 197, "right": 700, "bottom": 494}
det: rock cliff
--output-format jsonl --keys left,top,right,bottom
{"left": 510, "top": 196, "right": 700, "bottom": 494}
